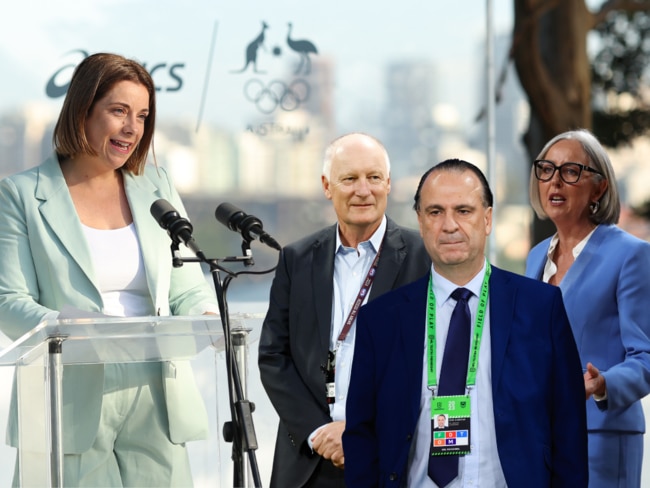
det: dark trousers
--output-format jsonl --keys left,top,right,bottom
{"left": 304, "top": 458, "right": 346, "bottom": 488}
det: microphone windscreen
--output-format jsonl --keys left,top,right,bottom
{"left": 150, "top": 199, "right": 177, "bottom": 226}
{"left": 215, "top": 202, "right": 242, "bottom": 228}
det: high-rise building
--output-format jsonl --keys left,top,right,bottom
{"left": 382, "top": 60, "right": 438, "bottom": 180}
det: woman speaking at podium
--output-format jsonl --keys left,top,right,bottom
{"left": 0, "top": 52, "right": 218, "bottom": 486}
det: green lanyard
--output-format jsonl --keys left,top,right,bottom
{"left": 426, "top": 261, "right": 491, "bottom": 394}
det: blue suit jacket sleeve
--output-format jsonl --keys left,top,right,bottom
{"left": 527, "top": 225, "right": 650, "bottom": 431}
{"left": 343, "top": 277, "right": 428, "bottom": 487}
{"left": 489, "top": 274, "right": 588, "bottom": 487}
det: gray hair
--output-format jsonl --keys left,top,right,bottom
{"left": 322, "top": 132, "right": 391, "bottom": 180}
{"left": 529, "top": 129, "right": 620, "bottom": 225}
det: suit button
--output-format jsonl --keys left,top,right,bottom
{"left": 406, "top": 434, "right": 412, "bottom": 441}
{"left": 389, "top": 473, "right": 398, "bottom": 481}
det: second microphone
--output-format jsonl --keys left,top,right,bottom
{"left": 215, "top": 203, "right": 282, "bottom": 251}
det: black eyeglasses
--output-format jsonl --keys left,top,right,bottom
{"left": 533, "top": 160, "right": 603, "bottom": 184}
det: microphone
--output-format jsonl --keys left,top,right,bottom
{"left": 150, "top": 199, "right": 206, "bottom": 260}
{"left": 215, "top": 202, "right": 282, "bottom": 251}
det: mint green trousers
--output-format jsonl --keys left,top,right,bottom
{"left": 14, "top": 362, "right": 194, "bottom": 487}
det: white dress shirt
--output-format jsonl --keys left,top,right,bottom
{"left": 308, "top": 216, "right": 387, "bottom": 447}
{"left": 408, "top": 260, "right": 507, "bottom": 487}
{"left": 542, "top": 227, "right": 597, "bottom": 283}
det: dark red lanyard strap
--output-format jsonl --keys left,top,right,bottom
{"left": 335, "top": 244, "right": 383, "bottom": 343}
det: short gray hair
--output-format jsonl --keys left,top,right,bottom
{"left": 529, "top": 129, "right": 620, "bottom": 225}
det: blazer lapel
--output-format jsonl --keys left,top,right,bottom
{"left": 124, "top": 170, "right": 167, "bottom": 309}
{"left": 312, "top": 226, "right": 337, "bottom": 356}
{"left": 398, "top": 276, "right": 429, "bottom": 419}
{"left": 528, "top": 245, "right": 547, "bottom": 281}
{"left": 487, "top": 267, "right": 515, "bottom": 392}
{"left": 369, "top": 218, "right": 406, "bottom": 300}
{"left": 36, "top": 154, "right": 97, "bottom": 287}
{"left": 558, "top": 225, "right": 607, "bottom": 297}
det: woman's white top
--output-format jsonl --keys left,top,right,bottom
{"left": 82, "top": 223, "right": 152, "bottom": 317}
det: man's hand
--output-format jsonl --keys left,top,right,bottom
{"left": 311, "top": 420, "right": 345, "bottom": 468}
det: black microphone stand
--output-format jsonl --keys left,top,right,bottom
{"left": 168, "top": 237, "right": 275, "bottom": 488}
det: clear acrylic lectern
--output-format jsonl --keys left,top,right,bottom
{"left": 0, "top": 313, "right": 260, "bottom": 487}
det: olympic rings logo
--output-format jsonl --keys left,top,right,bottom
{"left": 244, "top": 78, "right": 310, "bottom": 114}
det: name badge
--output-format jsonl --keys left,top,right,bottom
{"left": 430, "top": 395, "right": 471, "bottom": 456}
{"left": 322, "top": 350, "right": 336, "bottom": 404}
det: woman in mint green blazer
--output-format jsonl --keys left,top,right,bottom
{"left": 0, "top": 53, "right": 218, "bottom": 486}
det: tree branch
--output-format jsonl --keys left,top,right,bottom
{"left": 510, "top": 0, "right": 562, "bottom": 60}
{"left": 478, "top": 0, "right": 564, "bottom": 123}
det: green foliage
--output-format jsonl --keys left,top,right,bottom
{"left": 591, "top": 9, "right": 650, "bottom": 147}
{"left": 591, "top": 10, "right": 650, "bottom": 97}
{"left": 592, "top": 108, "right": 650, "bottom": 146}
{"left": 633, "top": 199, "right": 650, "bottom": 219}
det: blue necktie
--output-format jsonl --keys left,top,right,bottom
{"left": 428, "top": 287, "right": 472, "bottom": 487}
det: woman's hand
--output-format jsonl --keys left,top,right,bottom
{"left": 584, "top": 362, "right": 607, "bottom": 400}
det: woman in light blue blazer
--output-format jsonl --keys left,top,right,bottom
{"left": 526, "top": 129, "right": 650, "bottom": 488}
{"left": 0, "top": 53, "right": 218, "bottom": 486}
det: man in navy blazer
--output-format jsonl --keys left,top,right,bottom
{"left": 343, "top": 159, "right": 588, "bottom": 487}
